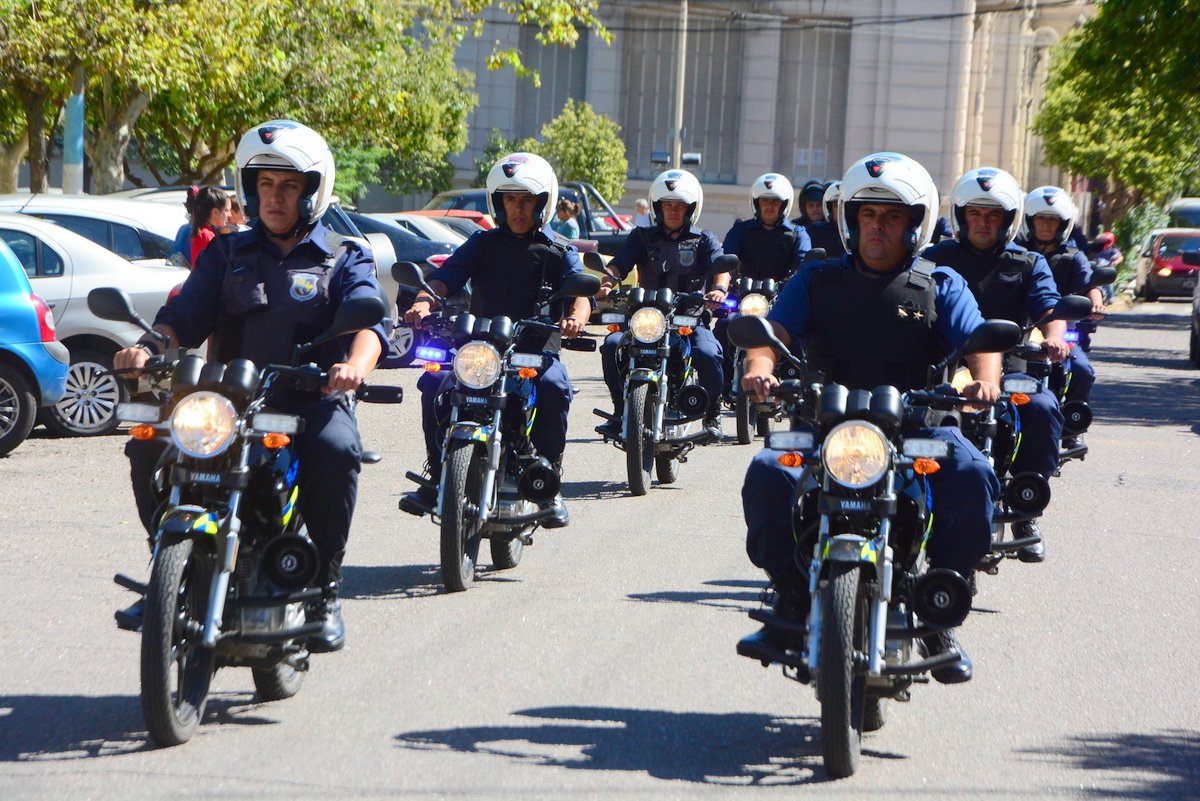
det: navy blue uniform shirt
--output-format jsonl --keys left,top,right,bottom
{"left": 1015, "top": 238, "right": 1093, "bottom": 296}
{"left": 722, "top": 218, "right": 811, "bottom": 279}
{"left": 608, "top": 223, "right": 724, "bottom": 291}
{"left": 923, "top": 239, "right": 1060, "bottom": 322}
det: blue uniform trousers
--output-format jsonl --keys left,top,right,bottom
{"left": 713, "top": 315, "right": 737, "bottom": 396}
{"left": 128, "top": 394, "right": 362, "bottom": 580}
{"left": 1007, "top": 372, "right": 1065, "bottom": 478}
{"left": 743, "top": 426, "right": 999, "bottom": 584}
{"left": 418, "top": 355, "right": 572, "bottom": 474}
{"left": 601, "top": 326, "right": 724, "bottom": 413}
{"left": 1060, "top": 346, "right": 1095, "bottom": 408}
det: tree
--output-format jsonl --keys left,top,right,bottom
{"left": 1033, "top": 0, "right": 1200, "bottom": 224}
{"left": 538, "top": 100, "right": 627, "bottom": 204}
{"left": 472, "top": 128, "right": 538, "bottom": 186}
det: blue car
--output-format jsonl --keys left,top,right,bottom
{"left": 0, "top": 239, "right": 69, "bottom": 456}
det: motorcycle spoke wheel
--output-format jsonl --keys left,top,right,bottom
{"left": 624, "top": 383, "right": 653, "bottom": 496}
{"left": 140, "top": 538, "right": 215, "bottom": 747}
{"left": 817, "top": 564, "right": 868, "bottom": 778}
{"left": 440, "top": 441, "right": 484, "bottom": 592}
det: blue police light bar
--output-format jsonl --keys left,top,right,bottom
{"left": 416, "top": 346, "right": 448, "bottom": 363}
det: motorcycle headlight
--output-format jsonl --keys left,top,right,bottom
{"left": 629, "top": 307, "right": 667, "bottom": 343}
{"left": 170, "top": 391, "right": 237, "bottom": 459}
{"left": 822, "top": 421, "right": 890, "bottom": 489}
{"left": 453, "top": 342, "right": 501, "bottom": 389}
{"left": 738, "top": 293, "right": 770, "bottom": 317}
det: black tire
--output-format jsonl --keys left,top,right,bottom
{"left": 490, "top": 535, "right": 524, "bottom": 570}
{"left": 735, "top": 393, "right": 752, "bottom": 445}
{"left": 40, "top": 349, "right": 124, "bottom": 437}
{"left": 391, "top": 326, "right": 417, "bottom": 368}
{"left": 755, "top": 410, "right": 772, "bottom": 439}
{"left": 624, "top": 383, "right": 653, "bottom": 496}
{"left": 140, "top": 537, "right": 216, "bottom": 747}
{"left": 1190, "top": 324, "right": 1200, "bottom": 367}
{"left": 0, "top": 362, "right": 37, "bottom": 457}
{"left": 440, "top": 440, "right": 485, "bottom": 592}
{"left": 817, "top": 564, "right": 867, "bottom": 779}
{"left": 252, "top": 660, "right": 304, "bottom": 702}
{"left": 1145, "top": 283, "right": 1159, "bottom": 303}
{"left": 655, "top": 454, "right": 679, "bottom": 484}
{"left": 862, "top": 697, "right": 887, "bottom": 733}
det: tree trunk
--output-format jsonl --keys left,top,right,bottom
{"left": 0, "top": 132, "right": 29, "bottom": 194}
{"left": 21, "top": 91, "right": 49, "bottom": 193}
{"left": 89, "top": 89, "right": 151, "bottom": 195}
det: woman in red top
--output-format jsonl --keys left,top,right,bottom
{"left": 189, "top": 186, "right": 231, "bottom": 267}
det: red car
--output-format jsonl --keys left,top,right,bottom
{"left": 1134, "top": 228, "right": 1200, "bottom": 301}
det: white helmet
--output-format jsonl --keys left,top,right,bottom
{"left": 485, "top": 152, "right": 558, "bottom": 230}
{"left": 822, "top": 181, "right": 842, "bottom": 220}
{"left": 235, "top": 120, "right": 334, "bottom": 228}
{"left": 749, "top": 173, "right": 793, "bottom": 220}
{"left": 949, "top": 167, "right": 1024, "bottom": 248}
{"left": 837, "top": 152, "right": 938, "bottom": 256}
{"left": 1022, "top": 185, "right": 1077, "bottom": 246}
{"left": 649, "top": 169, "right": 703, "bottom": 228}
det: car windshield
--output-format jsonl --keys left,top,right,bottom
{"left": 1158, "top": 236, "right": 1200, "bottom": 258}
{"left": 1168, "top": 207, "right": 1200, "bottom": 228}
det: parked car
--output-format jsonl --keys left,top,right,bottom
{"left": 371, "top": 213, "right": 466, "bottom": 246}
{"left": 0, "top": 239, "right": 69, "bottom": 455}
{"left": 0, "top": 212, "right": 188, "bottom": 436}
{"left": 0, "top": 194, "right": 185, "bottom": 265}
{"left": 1183, "top": 250, "right": 1200, "bottom": 366}
{"left": 404, "top": 208, "right": 495, "bottom": 232}
{"left": 345, "top": 210, "right": 461, "bottom": 312}
{"left": 1132, "top": 228, "right": 1200, "bottom": 301}
{"left": 1166, "top": 198, "right": 1200, "bottom": 229}
{"left": 422, "top": 181, "right": 632, "bottom": 256}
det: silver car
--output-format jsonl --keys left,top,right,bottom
{"left": 0, "top": 212, "right": 188, "bottom": 436}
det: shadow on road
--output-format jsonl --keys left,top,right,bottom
{"left": 1023, "top": 730, "right": 1200, "bottom": 800}
{"left": 1092, "top": 371, "right": 1200, "bottom": 428}
{"left": 395, "top": 705, "right": 904, "bottom": 784}
{"left": 561, "top": 479, "right": 630, "bottom": 501}
{"left": 627, "top": 578, "right": 765, "bottom": 611}
{"left": 0, "top": 691, "right": 274, "bottom": 760}
{"left": 340, "top": 564, "right": 446, "bottom": 600}
{"left": 1102, "top": 308, "right": 1190, "bottom": 333}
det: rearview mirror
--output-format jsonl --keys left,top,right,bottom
{"left": 803, "top": 248, "right": 827, "bottom": 263}
{"left": 1089, "top": 265, "right": 1117, "bottom": 287}
{"left": 962, "top": 319, "right": 1023, "bottom": 356}
{"left": 1048, "top": 294, "right": 1094, "bottom": 323}
{"left": 306, "top": 295, "right": 385, "bottom": 352}
{"left": 87, "top": 287, "right": 139, "bottom": 324}
{"left": 710, "top": 253, "right": 739, "bottom": 275}
{"left": 727, "top": 315, "right": 781, "bottom": 351}
{"left": 556, "top": 272, "right": 602, "bottom": 298}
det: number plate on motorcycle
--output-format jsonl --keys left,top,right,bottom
{"left": 902, "top": 439, "right": 950, "bottom": 458}
{"left": 766, "top": 430, "right": 814, "bottom": 451}
{"left": 116, "top": 402, "right": 160, "bottom": 423}
{"left": 1002, "top": 377, "right": 1039, "bottom": 394}
{"left": 674, "top": 315, "right": 699, "bottom": 327}
{"left": 601, "top": 313, "right": 626, "bottom": 324}
{"left": 510, "top": 353, "right": 543, "bottom": 369}
{"left": 250, "top": 412, "right": 301, "bottom": 434}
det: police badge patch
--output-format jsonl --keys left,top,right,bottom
{"left": 289, "top": 273, "right": 319, "bottom": 301}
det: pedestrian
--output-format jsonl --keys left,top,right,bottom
{"left": 551, "top": 197, "right": 581, "bottom": 238}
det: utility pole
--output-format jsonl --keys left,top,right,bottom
{"left": 672, "top": 0, "right": 688, "bottom": 169}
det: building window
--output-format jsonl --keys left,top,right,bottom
{"left": 516, "top": 26, "right": 589, "bottom": 140}
{"left": 774, "top": 22, "right": 851, "bottom": 186}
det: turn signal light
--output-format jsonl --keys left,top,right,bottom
{"left": 262, "top": 433, "right": 291, "bottom": 450}
{"left": 424, "top": 362, "right": 442, "bottom": 372}
{"left": 130, "top": 425, "right": 156, "bottom": 441}
{"left": 913, "top": 458, "right": 941, "bottom": 475}
{"left": 777, "top": 452, "right": 804, "bottom": 468}
{"left": 607, "top": 324, "right": 621, "bottom": 333}
{"left": 517, "top": 367, "right": 539, "bottom": 379}
{"left": 678, "top": 326, "right": 694, "bottom": 336}
{"left": 1010, "top": 392, "right": 1030, "bottom": 406}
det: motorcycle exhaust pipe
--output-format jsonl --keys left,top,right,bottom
{"left": 1061, "top": 400, "right": 1092, "bottom": 434}
{"left": 1004, "top": 471, "right": 1052, "bottom": 516}
{"left": 912, "top": 568, "right": 972, "bottom": 628}
{"left": 517, "top": 458, "right": 560, "bottom": 503}
{"left": 261, "top": 534, "right": 321, "bottom": 590}
{"left": 674, "top": 385, "right": 709, "bottom": 421}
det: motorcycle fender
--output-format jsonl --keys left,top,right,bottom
{"left": 448, "top": 422, "right": 493, "bottom": 444}
{"left": 821, "top": 534, "right": 876, "bottom": 565}
{"left": 629, "top": 368, "right": 660, "bottom": 384}
{"left": 158, "top": 508, "right": 221, "bottom": 539}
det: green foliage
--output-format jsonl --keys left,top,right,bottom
{"left": 1033, "top": 1, "right": 1200, "bottom": 204}
{"left": 332, "top": 145, "right": 388, "bottom": 207}
{"left": 537, "top": 100, "right": 627, "bottom": 204}
{"left": 472, "top": 128, "right": 538, "bottom": 186}
{"left": 1112, "top": 202, "right": 1169, "bottom": 284}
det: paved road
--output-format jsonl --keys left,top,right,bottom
{"left": 2, "top": 301, "right": 1198, "bottom": 800}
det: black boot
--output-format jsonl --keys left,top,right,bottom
{"left": 703, "top": 414, "right": 722, "bottom": 441}
{"left": 737, "top": 585, "right": 809, "bottom": 663}
{"left": 400, "top": 483, "right": 438, "bottom": 517}
{"left": 920, "top": 627, "right": 973, "bottom": 684}
{"left": 306, "top": 586, "right": 345, "bottom": 654}
{"left": 1014, "top": 519, "right": 1045, "bottom": 563}
{"left": 597, "top": 401, "right": 623, "bottom": 440}
{"left": 540, "top": 459, "right": 569, "bottom": 528}
{"left": 115, "top": 597, "right": 145, "bottom": 632}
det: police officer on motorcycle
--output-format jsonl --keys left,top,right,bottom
{"left": 401, "top": 153, "right": 591, "bottom": 527}
{"left": 923, "top": 167, "right": 1065, "bottom": 563}
{"left": 716, "top": 173, "right": 812, "bottom": 396}
{"left": 739, "top": 152, "right": 1002, "bottom": 684}
{"left": 1016, "top": 186, "right": 1106, "bottom": 453}
{"left": 114, "top": 120, "right": 388, "bottom": 652}
{"left": 596, "top": 168, "right": 730, "bottom": 440}
{"left": 803, "top": 180, "right": 847, "bottom": 259}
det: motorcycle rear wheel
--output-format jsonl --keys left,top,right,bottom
{"left": 140, "top": 537, "right": 216, "bottom": 747}
{"left": 440, "top": 440, "right": 485, "bottom": 592}
{"left": 624, "top": 384, "right": 653, "bottom": 496}
{"left": 655, "top": 454, "right": 679, "bottom": 484}
{"left": 252, "top": 661, "right": 304, "bottom": 702}
{"left": 490, "top": 535, "right": 524, "bottom": 570}
{"left": 817, "top": 563, "right": 868, "bottom": 778}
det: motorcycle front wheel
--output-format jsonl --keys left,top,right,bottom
{"left": 624, "top": 383, "right": 654, "bottom": 496}
{"left": 817, "top": 563, "right": 869, "bottom": 778}
{"left": 735, "top": 392, "right": 753, "bottom": 445}
{"left": 440, "top": 440, "right": 486, "bottom": 592}
{"left": 140, "top": 537, "right": 216, "bottom": 747}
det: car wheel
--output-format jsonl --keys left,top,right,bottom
{"left": 40, "top": 349, "right": 125, "bottom": 437}
{"left": 1145, "top": 282, "right": 1159, "bottom": 302}
{"left": 0, "top": 362, "right": 37, "bottom": 457}
{"left": 1191, "top": 323, "right": 1200, "bottom": 368}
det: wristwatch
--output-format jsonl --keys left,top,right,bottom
{"left": 134, "top": 340, "right": 161, "bottom": 357}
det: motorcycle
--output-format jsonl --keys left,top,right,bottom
{"left": 593, "top": 254, "right": 737, "bottom": 496}
{"left": 392, "top": 261, "right": 599, "bottom": 592}
{"left": 88, "top": 287, "right": 403, "bottom": 747}
{"left": 1054, "top": 262, "right": 1116, "bottom": 459}
{"left": 728, "top": 313, "right": 1022, "bottom": 778}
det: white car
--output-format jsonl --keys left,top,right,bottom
{"left": 369, "top": 212, "right": 467, "bottom": 246}
{"left": 0, "top": 212, "right": 188, "bottom": 436}
{"left": 0, "top": 194, "right": 187, "bottom": 265}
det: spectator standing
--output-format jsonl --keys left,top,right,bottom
{"left": 632, "top": 197, "right": 652, "bottom": 227}
{"left": 551, "top": 198, "right": 581, "bottom": 238}
{"left": 189, "top": 186, "right": 231, "bottom": 266}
